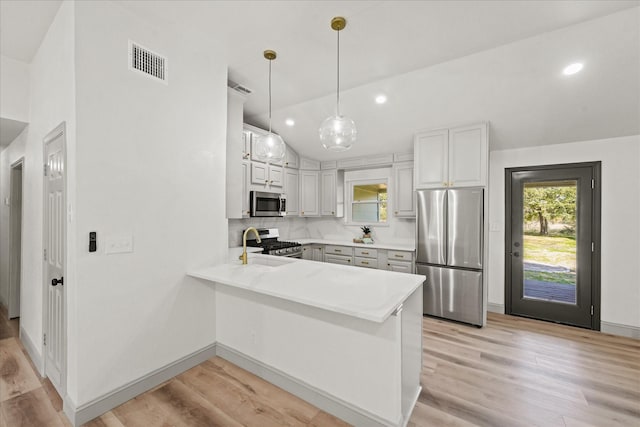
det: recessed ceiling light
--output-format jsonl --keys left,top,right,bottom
{"left": 285, "top": 118, "right": 295, "bottom": 126}
{"left": 375, "top": 94, "right": 387, "bottom": 104}
{"left": 563, "top": 63, "right": 584, "bottom": 76}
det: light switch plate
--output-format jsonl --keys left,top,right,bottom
{"left": 105, "top": 233, "right": 134, "bottom": 254}
{"left": 490, "top": 222, "right": 502, "bottom": 232}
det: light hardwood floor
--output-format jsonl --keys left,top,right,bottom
{"left": 1, "top": 307, "right": 638, "bottom": 426}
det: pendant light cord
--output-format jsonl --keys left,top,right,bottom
{"left": 336, "top": 29, "right": 340, "bottom": 117}
{"left": 268, "top": 58, "right": 273, "bottom": 133}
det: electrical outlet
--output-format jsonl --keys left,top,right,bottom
{"left": 104, "top": 233, "right": 134, "bottom": 254}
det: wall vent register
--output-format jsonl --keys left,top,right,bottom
{"left": 128, "top": 41, "right": 167, "bottom": 83}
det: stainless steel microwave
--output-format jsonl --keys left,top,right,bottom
{"left": 250, "top": 191, "right": 286, "bottom": 217}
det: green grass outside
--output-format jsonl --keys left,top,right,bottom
{"left": 523, "top": 233, "right": 576, "bottom": 271}
{"left": 524, "top": 270, "right": 576, "bottom": 285}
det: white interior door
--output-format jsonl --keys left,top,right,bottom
{"left": 44, "top": 123, "right": 66, "bottom": 396}
{"left": 8, "top": 161, "right": 23, "bottom": 319}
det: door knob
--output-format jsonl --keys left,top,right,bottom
{"left": 511, "top": 252, "right": 520, "bottom": 257}
{"left": 51, "top": 276, "right": 64, "bottom": 286}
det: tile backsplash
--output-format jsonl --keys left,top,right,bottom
{"left": 229, "top": 216, "right": 415, "bottom": 247}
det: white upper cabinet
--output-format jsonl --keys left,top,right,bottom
{"left": 393, "top": 162, "right": 415, "bottom": 217}
{"left": 284, "top": 145, "right": 299, "bottom": 169}
{"left": 300, "top": 157, "right": 321, "bottom": 170}
{"left": 241, "top": 161, "right": 250, "bottom": 217}
{"left": 284, "top": 168, "right": 299, "bottom": 216}
{"left": 226, "top": 88, "right": 248, "bottom": 219}
{"left": 414, "top": 123, "right": 487, "bottom": 189}
{"left": 241, "top": 131, "right": 251, "bottom": 160}
{"left": 320, "top": 170, "right": 337, "bottom": 216}
{"left": 299, "top": 170, "right": 319, "bottom": 216}
{"left": 414, "top": 129, "right": 448, "bottom": 189}
{"left": 251, "top": 163, "right": 283, "bottom": 188}
{"left": 448, "top": 123, "right": 488, "bottom": 188}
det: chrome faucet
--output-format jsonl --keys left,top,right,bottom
{"left": 239, "top": 227, "right": 261, "bottom": 265}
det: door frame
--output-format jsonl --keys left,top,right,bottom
{"left": 8, "top": 157, "right": 24, "bottom": 319}
{"left": 42, "top": 122, "right": 67, "bottom": 396}
{"left": 504, "top": 161, "right": 601, "bottom": 330}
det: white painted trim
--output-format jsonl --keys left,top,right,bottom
{"left": 216, "top": 342, "right": 399, "bottom": 427}
{"left": 601, "top": 321, "right": 640, "bottom": 339}
{"left": 487, "top": 302, "right": 505, "bottom": 314}
{"left": 63, "top": 343, "right": 217, "bottom": 426}
{"left": 19, "top": 326, "right": 44, "bottom": 376}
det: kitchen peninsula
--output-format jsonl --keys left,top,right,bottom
{"left": 188, "top": 253, "right": 424, "bottom": 427}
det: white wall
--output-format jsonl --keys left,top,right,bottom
{"left": 488, "top": 135, "right": 640, "bottom": 329}
{"left": 0, "top": 128, "right": 28, "bottom": 307}
{"left": 0, "top": 1, "right": 77, "bottom": 375}
{"left": 0, "top": 55, "right": 30, "bottom": 122}
{"left": 69, "top": 0, "right": 227, "bottom": 406}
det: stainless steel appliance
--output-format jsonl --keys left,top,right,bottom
{"left": 250, "top": 191, "right": 286, "bottom": 217}
{"left": 245, "top": 228, "right": 302, "bottom": 258}
{"left": 416, "top": 188, "right": 484, "bottom": 326}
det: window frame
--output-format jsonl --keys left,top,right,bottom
{"left": 344, "top": 168, "right": 391, "bottom": 226}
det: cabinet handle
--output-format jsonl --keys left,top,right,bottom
{"left": 347, "top": 259, "right": 351, "bottom": 263}
{"left": 331, "top": 211, "right": 334, "bottom": 215}
{"left": 362, "top": 261, "right": 369, "bottom": 265}
{"left": 270, "top": 180, "right": 273, "bottom": 184}
{"left": 395, "top": 211, "right": 398, "bottom": 214}
{"left": 394, "top": 254, "right": 404, "bottom": 258}
{"left": 335, "top": 249, "right": 342, "bottom": 253}
{"left": 301, "top": 211, "right": 304, "bottom": 215}
{"left": 362, "top": 251, "right": 368, "bottom": 255}
{"left": 443, "top": 182, "right": 448, "bottom": 187}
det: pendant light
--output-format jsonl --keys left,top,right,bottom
{"left": 254, "top": 50, "right": 286, "bottom": 162}
{"left": 319, "top": 16, "right": 357, "bottom": 152}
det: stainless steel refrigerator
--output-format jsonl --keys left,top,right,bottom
{"left": 416, "top": 188, "right": 484, "bottom": 326}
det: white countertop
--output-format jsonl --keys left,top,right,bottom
{"left": 292, "top": 238, "right": 415, "bottom": 252}
{"left": 189, "top": 254, "right": 424, "bottom": 323}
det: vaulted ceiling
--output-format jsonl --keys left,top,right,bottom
{"left": 1, "top": 1, "right": 638, "bottom": 159}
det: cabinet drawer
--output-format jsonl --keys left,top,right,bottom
{"left": 324, "top": 254, "right": 353, "bottom": 266}
{"left": 325, "top": 245, "right": 353, "bottom": 256}
{"left": 355, "top": 257, "right": 378, "bottom": 269}
{"left": 387, "top": 250, "right": 413, "bottom": 261}
{"left": 354, "top": 247, "right": 377, "bottom": 258}
{"left": 387, "top": 260, "right": 413, "bottom": 273}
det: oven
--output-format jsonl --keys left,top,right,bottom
{"left": 245, "top": 228, "right": 302, "bottom": 258}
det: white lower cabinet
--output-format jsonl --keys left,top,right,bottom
{"left": 302, "top": 244, "right": 324, "bottom": 261}
{"left": 302, "top": 244, "right": 414, "bottom": 272}
{"left": 383, "top": 250, "right": 414, "bottom": 273}
{"left": 386, "top": 260, "right": 413, "bottom": 273}
{"left": 324, "top": 254, "right": 354, "bottom": 266}
{"left": 324, "top": 245, "right": 354, "bottom": 265}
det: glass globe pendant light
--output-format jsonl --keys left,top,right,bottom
{"left": 319, "top": 17, "right": 357, "bottom": 152}
{"left": 254, "top": 50, "right": 286, "bottom": 162}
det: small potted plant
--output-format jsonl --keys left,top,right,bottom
{"left": 361, "top": 225, "right": 372, "bottom": 239}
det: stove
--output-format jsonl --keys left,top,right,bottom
{"left": 245, "top": 228, "right": 302, "bottom": 258}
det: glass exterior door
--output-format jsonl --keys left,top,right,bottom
{"left": 507, "top": 165, "right": 597, "bottom": 329}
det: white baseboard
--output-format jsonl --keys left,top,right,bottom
{"left": 216, "top": 343, "right": 398, "bottom": 427}
{"left": 64, "top": 341, "right": 403, "bottom": 427}
{"left": 487, "top": 302, "right": 505, "bottom": 314}
{"left": 601, "top": 321, "right": 640, "bottom": 339}
{"left": 19, "top": 326, "right": 44, "bottom": 376}
{"left": 64, "top": 343, "right": 218, "bottom": 426}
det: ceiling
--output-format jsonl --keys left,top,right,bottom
{"left": 1, "top": 1, "right": 638, "bottom": 158}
